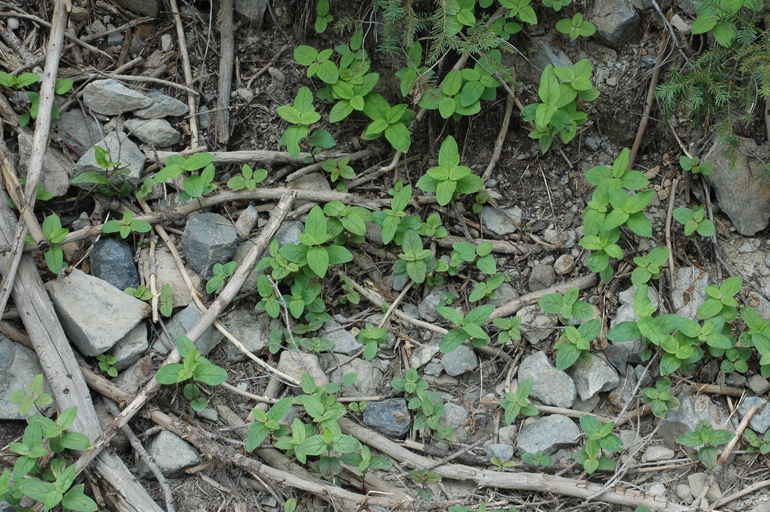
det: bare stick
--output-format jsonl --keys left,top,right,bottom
{"left": 665, "top": 178, "right": 679, "bottom": 290}
{"left": 168, "top": 0, "right": 200, "bottom": 147}
{"left": 214, "top": 0, "right": 235, "bottom": 145}
{"left": 482, "top": 94, "right": 514, "bottom": 182}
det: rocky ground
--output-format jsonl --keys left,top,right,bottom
{"left": 1, "top": 0, "right": 770, "bottom": 511}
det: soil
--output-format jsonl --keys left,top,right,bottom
{"left": 1, "top": 0, "right": 770, "bottom": 511}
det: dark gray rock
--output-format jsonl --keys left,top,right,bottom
{"left": 0, "top": 335, "right": 55, "bottom": 419}
{"left": 182, "top": 212, "right": 239, "bottom": 279}
{"left": 55, "top": 108, "right": 103, "bottom": 155}
{"left": 518, "top": 351, "right": 576, "bottom": 408}
{"left": 136, "top": 430, "right": 202, "bottom": 478}
{"left": 45, "top": 269, "right": 149, "bottom": 356}
{"left": 480, "top": 206, "right": 522, "bottom": 236}
{"left": 441, "top": 403, "right": 471, "bottom": 442}
{"left": 590, "top": 0, "right": 640, "bottom": 50}
{"left": 124, "top": 118, "right": 181, "bottom": 146}
{"left": 235, "top": 0, "right": 268, "bottom": 23}
{"left": 419, "top": 285, "right": 455, "bottom": 322}
{"left": 274, "top": 220, "right": 304, "bottom": 247}
{"left": 528, "top": 263, "right": 556, "bottom": 292}
{"left": 109, "top": 322, "right": 148, "bottom": 370}
{"left": 517, "top": 415, "right": 580, "bottom": 455}
{"left": 71, "top": 131, "right": 146, "bottom": 189}
{"left": 363, "top": 398, "right": 411, "bottom": 438}
{"left": 83, "top": 79, "right": 151, "bottom": 115}
{"left": 113, "top": 0, "right": 160, "bottom": 17}
{"left": 220, "top": 308, "right": 276, "bottom": 361}
{"left": 90, "top": 238, "right": 139, "bottom": 291}
{"left": 441, "top": 344, "right": 478, "bottom": 376}
{"left": 134, "top": 90, "right": 189, "bottom": 119}
{"left": 154, "top": 303, "right": 223, "bottom": 356}
{"left": 570, "top": 354, "right": 620, "bottom": 401}
{"left": 704, "top": 137, "right": 770, "bottom": 236}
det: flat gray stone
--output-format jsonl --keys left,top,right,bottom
{"left": 642, "top": 445, "right": 675, "bottom": 462}
{"left": 235, "top": 0, "right": 268, "bottom": 23}
{"left": 182, "top": 213, "right": 239, "bottom": 279}
{"left": 124, "top": 118, "right": 181, "bottom": 146}
{"left": 738, "top": 396, "right": 770, "bottom": 433}
{"left": 570, "top": 354, "right": 619, "bottom": 401}
{"left": 109, "top": 322, "right": 148, "bottom": 370}
{"left": 278, "top": 350, "right": 328, "bottom": 387}
{"left": 606, "top": 302, "right": 646, "bottom": 370}
{"left": 441, "top": 344, "right": 478, "bottom": 376}
{"left": 219, "top": 308, "right": 276, "bottom": 361}
{"left": 517, "top": 415, "right": 580, "bottom": 455}
{"left": 660, "top": 394, "right": 734, "bottom": 448}
{"left": 687, "top": 473, "right": 722, "bottom": 503}
{"left": 71, "top": 131, "right": 146, "bottom": 188}
{"left": 363, "top": 398, "right": 410, "bottom": 438}
{"left": 590, "top": 0, "right": 640, "bottom": 50}
{"left": 329, "top": 358, "right": 382, "bottom": 396}
{"left": 441, "top": 402, "right": 471, "bottom": 441}
{"left": 113, "top": 357, "right": 152, "bottom": 395}
{"left": 485, "top": 443, "right": 514, "bottom": 461}
{"left": 528, "top": 263, "right": 556, "bottom": 292}
{"left": 321, "top": 319, "right": 359, "bottom": 355}
{"left": 83, "top": 79, "right": 152, "bottom": 115}
{"left": 141, "top": 245, "right": 204, "bottom": 309}
{"left": 671, "top": 267, "right": 710, "bottom": 320}
{"left": 154, "top": 303, "right": 223, "bottom": 356}
{"left": 519, "top": 351, "right": 576, "bottom": 408}
{"left": 134, "top": 90, "right": 189, "bottom": 119}
{"left": 45, "top": 269, "right": 149, "bottom": 356}
{"left": 18, "top": 132, "right": 71, "bottom": 197}
{"left": 480, "top": 206, "right": 521, "bottom": 236}
{"left": 114, "top": 0, "right": 160, "bottom": 17}
{"left": 748, "top": 374, "right": 770, "bottom": 394}
{"left": 136, "top": 430, "right": 202, "bottom": 478}
{"left": 409, "top": 343, "right": 440, "bottom": 369}
{"left": 419, "top": 285, "right": 455, "bottom": 322}
{"left": 0, "top": 335, "right": 55, "bottom": 419}
{"left": 516, "top": 305, "right": 558, "bottom": 345}
{"left": 90, "top": 238, "right": 139, "bottom": 291}
{"left": 274, "top": 220, "right": 304, "bottom": 247}
{"left": 554, "top": 254, "right": 576, "bottom": 275}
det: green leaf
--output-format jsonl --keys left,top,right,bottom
{"left": 440, "top": 327, "right": 469, "bottom": 353}
{"left": 306, "top": 246, "right": 330, "bottom": 278}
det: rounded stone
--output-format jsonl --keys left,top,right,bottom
{"left": 363, "top": 398, "right": 411, "bottom": 438}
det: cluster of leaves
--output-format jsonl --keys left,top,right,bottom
{"left": 0, "top": 71, "right": 73, "bottom": 126}
{"left": 26, "top": 214, "right": 69, "bottom": 274}
{"left": 677, "top": 419, "right": 735, "bottom": 468}
{"left": 572, "top": 415, "right": 623, "bottom": 474}
{"left": 392, "top": 368, "right": 453, "bottom": 440}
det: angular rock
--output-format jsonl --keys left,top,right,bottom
{"left": 441, "top": 402, "right": 470, "bottom": 441}
{"left": 517, "top": 415, "right": 580, "bottom": 455}
{"left": 93, "top": 397, "right": 128, "bottom": 449}
{"left": 45, "top": 269, "right": 149, "bottom": 356}
{"left": 109, "top": 322, "right": 148, "bottom": 370}
{"left": 606, "top": 301, "right": 647, "bottom": 371}
{"left": 90, "top": 238, "right": 140, "bottom": 291}
{"left": 71, "top": 131, "right": 146, "bottom": 188}
{"left": 688, "top": 473, "right": 722, "bottom": 503}
{"left": 419, "top": 285, "right": 455, "bottom": 322}
{"left": 182, "top": 212, "right": 239, "bottom": 279}
{"left": 124, "top": 118, "right": 181, "bottom": 146}
{"left": 235, "top": 0, "right": 268, "bottom": 23}
{"left": 554, "top": 254, "right": 576, "bottom": 275}
{"left": 83, "top": 79, "right": 152, "bottom": 115}
{"left": 671, "top": 266, "right": 710, "bottom": 320}
{"left": 220, "top": 308, "right": 276, "bottom": 361}
{"left": 288, "top": 172, "right": 331, "bottom": 206}
{"left": 590, "top": 0, "right": 640, "bottom": 50}
{"left": 274, "top": 220, "right": 304, "bottom": 247}
{"left": 704, "top": 137, "right": 770, "bottom": 236}
{"left": 155, "top": 303, "right": 223, "bottom": 356}
{"left": 642, "top": 445, "right": 675, "bottom": 463}
{"left": 441, "top": 344, "right": 478, "bottom": 376}
{"left": 113, "top": 357, "right": 152, "bottom": 395}
{"left": 659, "top": 394, "right": 734, "bottom": 448}
{"left": 528, "top": 263, "right": 556, "bottom": 292}
{"left": 18, "top": 132, "right": 72, "bottom": 197}
{"left": 485, "top": 443, "right": 514, "bottom": 461}
{"left": 136, "top": 430, "right": 202, "bottom": 478}
{"left": 480, "top": 205, "right": 521, "bottom": 236}
{"left": 738, "top": 396, "right": 770, "bottom": 433}
{"left": 0, "top": 336, "right": 55, "bottom": 419}
{"left": 570, "top": 354, "right": 619, "bottom": 401}
{"left": 363, "top": 398, "right": 410, "bottom": 438}
{"left": 278, "top": 350, "right": 328, "bottom": 387}
{"left": 329, "top": 358, "right": 383, "bottom": 396}
{"left": 518, "top": 351, "right": 576, "bottom": 408}
{"left": 489, "top": 283, "right": 519, "bottom": 308}
{"left": 235, "top": 205, "right": 259, "bottom": 239}
{"left": 516, "top": 305, "right": 557, "bottom": 345}
{"left": 134, "top": 90, "right": 189, "bottom": 119}
{"left": 141, "top": 245, "right": 204, "bottom": 309}
{"left": 114, "top": 0, "right": 160, "bottom": 17}
{"left": 321, "top": 319, "right": 360, "bottom": 355}
{"left": 748, "top": 374, "right": 770, "bottom": 395}
{"left": 409, "top": 343, "right": 440, "bottom": 369}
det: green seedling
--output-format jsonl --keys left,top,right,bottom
{"left": 338, "top": 275, "right": 360, "bottom": 305}
{"left": 277, "top": 87, "right": 323, "bottom": 158}
{"left": 155, "top": 335, "right": 228, "bottom": 412}
{"left": 601, "top": 189, "right": 655, "bottom": 236}
{"left": 556, "top": 13, "right": 596, "bottom": 41}
{"left": 339, "top": 445, "right": 392, "bottom": 487}
{"left": 542, "top": 0, "right": 571, "bottom": 11}
{"left": 554, "top": 319, "right": 601, "bottom": 370}
{"left": 71, "top": 146, "right": 132, "bottom": 197}
{"left": 392, "top": 367, "right": 428, "bottom": 396}
{"left": 284, "top": 498, "right": 298, "bottom": 512}
{"left": 676, "top": 419, "right": 735, "bottom": 468}
{"left": 0, "top": 71, "right": 41, "bottom": 89}
{"left": 299, "top": 336, "right": 335, "bottom": 353}
{"left": 159, "top": 284, "right": 174, "bottom": 317}
{"left": 26, "top": 213, "right": 69, "bottom": 274}
{"left": 437, "top": 304, "right": 494, "bottom": 352}
{"left": 280, "top": 205, "right": 353, "bottom": 278}
{"left": 154, "top": 152, "right": 215, "bottom": 184}
{"left": 255, "top": 274, "right": 282, "bottom": 318}
{"left": 451, "top": 241, "right": 496, "bottom": 274}
{"left": 738, "top": 306, "right": 770, "bottom": 377}
{"left": 372, "top": 183, "right": 412, "bottom": 244}
{"left": 674, "top": 206, "right": 715, "bottom": 237}
{"left": 572, "top": 414, "right": 623, "bottom": 474}
{"left": 256, "top": 239, "right": 300, "bottom": 281}
{"left": 294, "top": 46, "right": 339, "bottom": 84}
{"left": 631, "top": 246, "right": 670, "bottom": 286}
{"left": 274, "top": 418, "right": 316, "bottom": 463}
{"left": 314, "top": 0, "right": 332, "bottom": 33}
{"left": 640, "top": 377, "right": 680, "bottom": 419}
{"left": 296, "top": 373, "right": 349, "bottom": 435}
{"left": 417, "top": 213, "right": 448, "bottom": 238}
{"left": 472, "top": 192, "right": 489, "bottom": 214}
{"left": 490, "top": 457, "right": 516, "bottom": 472}
{"left": 101, "top": 210, "right": 152, "bottom": 239}
{"left": 96, "top": 354, "right": 118, "bottom": 377}
{"left": 679, "top": 155, "right": 713, "bottom": 176}
{"left": 361, "top": 93, "right": 413, "bottom": 152}
{"left": 394, "top": 229, "right": 445, "bottom": 284}
{"left": 408, "top": 468, "right": 442, "bottom": 501}
{"left": 520, "top": 450, "right": 553, "bottom": 467}
{"left": 13, "top": 77, "right": 73, "bottom": 127}
{"left": 297, "top": 428, "right": 362, "bottom": 480}
{"left": 7, "top": 180, "right": 52, "bottom": 210}
{"left": 584, "top": 148, "right": 649, "bottom": 196}
{"left": 323, "top": 201, "right": 373, "bottom": 238}
{"left": 124, "top": 285, "right": 153, "bottom": 301}
{"left": 245, "top": 397, "right": 293, "bottom": 452}
{"left": 227, "top": 164, "right": 267, "bottom": 191}
{"left": 356, "top": 323, "right": 390, "bottom": 360}
{"left": 206, "top": 261, "right": 237, "bottom": 294}
{"left": 744, "top": 428, "right": 770, "bottom": 455}
{"left": 499, "top": 378, "right": 538, "bottom": 424}
{"left": 493, "top": 316, "right": 523, "bottom": 345}
{"left": 538, "top": 286, "right": 594, "bottom": 324}
{"left": 321, "top": 157, "right": 356, "bottom": 182}
{"left": 416, "top": 136, "right": 483, "bottom": 206}
{"left": 698, "top": 276, "right": 742, "bottom": 321}
{"left": 8, "top": 374, "right": 52, "bottom": 417}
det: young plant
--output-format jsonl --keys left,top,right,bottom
{"left": 450, "top": 241, "right": 496, "bottom": 275}
{"left": 437, "top": 304, "right": 494, "bottom": 352}
{"left": 314, "top": 0, "right": 332, "bottom": 33}
{"left": 698, "top": 276, "right": 742, "bottom": 321}
{"left": 323, "top": 201, "right": 373, "bottom": 239}
{"left": 26, "top": 213, "right": 69, "bottom": 274}
{"left": 631, "top": 246, "right": 670, "bottom": 286}
{"left": 555, "top": 13, "right": 596, "bottom": 41}
{"left": 280, "top": 205, "right": 353, "bottom": 278}
{"left": 356, "top": 323, "right": 390, "bottom": 360}
{"left": 338, "top": 275, "right": 360, "bottom": 305}
{"left": 493, "top": 316, "right": 523, "bottom": 345}
{"left": 372, "top": 183, "right": 412, "bottom": 245}
{"left": 124, "top": 285, "right": 153, "bottom": 301}
{"left": 159, "top": 284, "right": 174, "bottom": 317}
{"left": 8, "top": 374, "right": 52, "bottom": 416}
{"left": 245, "top": 397, "right": 293, "bottom": 451}
{"left": 640, "top": 377, "right": 680, "bottom": 419}
{"left": 744, "top": 428, "right": 770, "bottom": 455}
{"left": 520, "top": 450, "right": 553, "bottom": 467}
{"left": 472, "top": 192, "right": 489, "bottom": 214}
{"left": 71, "top": 146, "right": 132, "bottom": 197}
{"left": 154, "top": 153, "right": 215, "bottom": 187}
{"left": 417, "top": 213, "right": 448, "bottom": 239}
{"left": 416, "top": 136, "right": 483, "bottom": 206}
{"left": 679, "top": 155, "right": 713, "bottom": 177}
{"left": 226, "top": 164, "right": 267, "bottom": 191}
{"left": 17, "top": 78, "right": 73, "bottom": 127}
{"left": 277, "top": 87, "right": 323, "bottom": 158}
{"left": 674, "top": 206, "right": 715, "bottom": 237}
{"left": 538, "top": 286, "right": 594, "bottom": 324}
{"left": 339, "top": 445, "right": 392, "bottom": 487}
{"left": 490, "top": 457, "right": 516, "bottom": 472}
{"left": 408, "top": 469, "right": 442, "bottom": 501}
{"left": 101, "top": 210, "right": 152, "bottom": 239}
{"left": 321, "top": 157, "right": 356, "bottom": 183}
{"left": 206, "top": 261, "right": 238, "bottom": 294}
{"left": 361, "top": 93, "right": 413, "bottom": 152}
{"left": 554, "top": 319, "right": 601, "bottom": 370}
{"left": 96, "top": 354, "right": 118, "bottom": 377}
{"left": 676, "top": 419, "right": 735, "bottom": 468}
{"left": 394, "top": 229, "right": 445, "bottom": 284}
{"left": 572, "top": 415, "right": 623, "bottom": 474}
{"left": 0, "top": 71, "right": 40, "bottom": 89}
{"left": 392, "top": 369, "right": 452, "bottom": 440}
{"left": 274, "top": 418, "right": 316, "bottom": 463}
{"left": 543, "top": 0, "right": 571, "bottom": 10}
{"left": 155, "top": 335, "right": 228, "bottom": 412}
{"left": 499, "top": 378, "right": 538, "bottom": 424}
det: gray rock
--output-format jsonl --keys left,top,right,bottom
{"left": 219, "top": 308, "right": 276, "bottom": 361}
{"left": 672, "top": 266, "right": 710, "bottom": 320}
{"left": 584, "top": 136, "right": 603, "bottom": 152}
{"left": 71, "top": 131, "right": 146, "bottom": 189}
{"left": 489, "top": 283, "right": 519, "bottom": 307}
{"left": 419, "top": 285, "right": 455, "bottom": 322}
{"left": 608, "top": 365, "right": 638, "bottom": 409}
{"left": 618, "top": 284, "right": 659, "bottom": 306}
{"left": 648, "top": 483, "right": 667, "bottom": 497}
{"left": 441, "top": 402, "right": 470, "bottom": 441}
{"left": 288, "top": 172, "right": 331, "bottom": 206}
{"left": 517, "top": 415, "right": 580, "bottom": 455}
{"left": 93, "top": 397, "right": 127, "bottom": 449}
{"left": 363, "top": 398, "right": 411, "bottom": 438}
{"left": 182, "top": 213, "right": 239, "bottom": 279}
{"left": 571, "top": 393, "right": 600, "bottom": 413}
{"left": 409, "top": 343, "right": 440, "bottom": 369}
{"left": 160, "top": 34, "right": 173, "bottom": 52}
{"left": 45, "top": 269, "right": 149, "bottom": 356}
{"left": 606, "top": 303, "right": 646, "bottom": 371}
{"left": 704, "top": 137, "right": 770, "bottom": 236}
{"left": 329, "top": 358, "right": 383, "bottom": 396}
{"left": 278, "top": 350, "right": 328, "bottom": 387}
{"left": 321, "top": 319, "right": 360, "bottom": 355}
{"left": 235, "top": 0, "right": 267, "bottom": 23}
{"left": 748, "top": 374, "right": 770, "bottom": 394}
{"left": 109, "top": 322, "right": 148, "bottom": 370}
{"left": 480, "top": 206, "right": 521, "bottom": 236}
{"left": 518, "top": 351, "right": 576, "bottom": 408}
{"left": 642, "top": 445, "right": 675, "bottom": 462}
{"left": 230, "top": 242, "right": 260, "bottom": 294}
{"left": 113, "top": 357, "right": 152, "bottom": 395}
{"left": 0, "top": 336, "right": 55, "bottom": 419}
{"left": 749, "top": 501, "right": 770, "bottom": 512}
{"left": 83, "top": 79, "right": 152, "bottom": 115}
{"left": 517, "top": 305, "right": 558, "bottom": 345}
{"left": 570, "top": 354, "right": 619, "bottom": 401}
{"left": 140, "top": 245, "right": 204, "bottom": 309}
{"left": 485, "top": 443, "right": 514, "bottom": 461}
{"left": 124, "top": 118, "right": 181, "bottom": 146}
{"left": 155, "top": 303, "right": 223, "bottom": 356}
{"left": 55, "top": 109, "right": 103, "bottom": 155}
{"left": 498, "top": 425, "right": 517, "bottom": 445}
{"left": 543, "top": 227, "right": 577, "bottom": 249}
{"left": 17, "top": 132, "right": 71, "bottom": 197}
{"left": 528, "top": 263, "right": 556, "bottom": 292}
{"left": 590, "top": 0, "right": 640, "bottom": 50}
{"left": 554, "top": 254, "right": 576, "bottom": 275}
{"left": 136, "top": 430, "right": 202, "bottom": 478}
{"left": 507, "top": 35, "right": 573, "bottom": 86}
{"left": 235, "top": 205, "right": 259, "bottom": 239}
{"left": 441, "top": 344, "right": 478, "bottom": 376}
{"left": 274, "top": 220, "right": 304, "bottom": 247}
{"left": 659, "top": 394, "right": 734, "bottom": 448}
{"left": 676, "top": 483, "right": 694, "bottom": 502}
{"left": 364, "top": 221, "right": 383, "bottom": 245}
{"left": 687, "top": 473, "right": 722, "bottom": 503}
{"left": 90, "top": 238, "right": 139, "bottom": 291}
{"left": 113, "top": 0, "right": 160, "bottom": 17}
{"left": 134, "top": 90, "right": 189, "bottom": 119}
{"left": 739, "top": 396, "right": 770, "bottom": 433}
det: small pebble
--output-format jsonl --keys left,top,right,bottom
{"left": 648, "top": 483, "right": 667, "bottom": 497}
{"left": 642, "top": 445, "right": 674, "bottom": 462}
{"left": 161, "top": 33, "right": 173, "bottom": 52}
